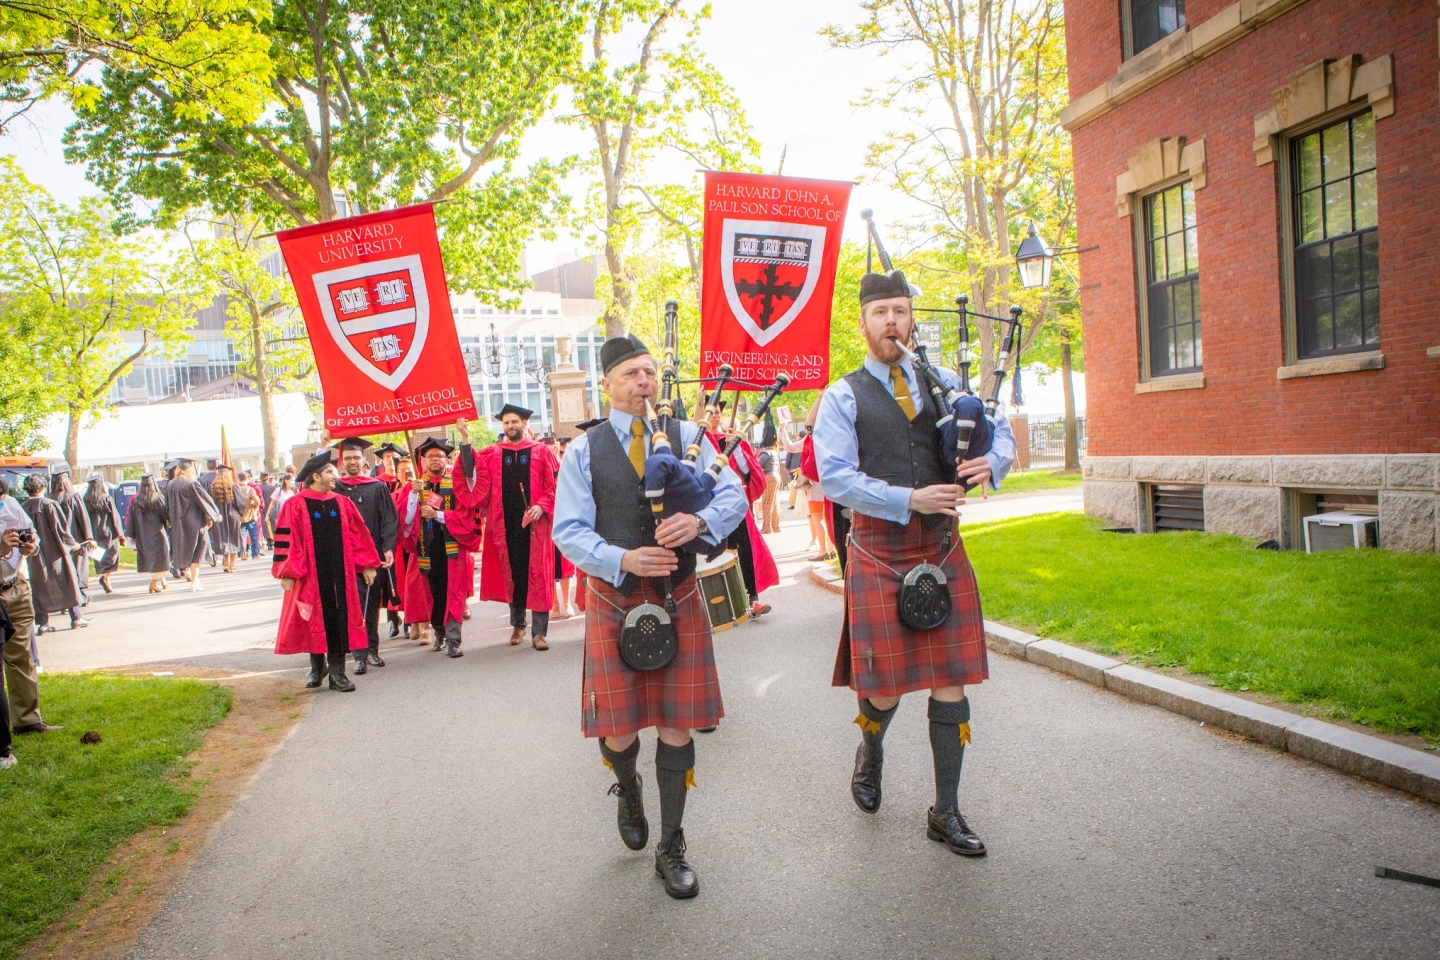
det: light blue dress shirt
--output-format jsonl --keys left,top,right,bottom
{"left": 554, "top": 410, "right": 749, "bottom": 588}
{"left": 813, "top": 356, "right": 1017, "bottom": 524}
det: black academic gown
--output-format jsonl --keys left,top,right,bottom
{"left": 167, "top": 475, "right": 221, "bottom": 566}
{"left": 54, "top": 491, "right": 93, "bottom": 590}
{"left": 334, "top": 475, "right": 398, "bottom": 604}
{"left": 85, "top": 492, "right": 125, "bottom": 575}
{"left": 125, "top": 500, "right": 171, "bottom": 574}
{"left": 21, "top": 497, "right": 83, "bottom": 614}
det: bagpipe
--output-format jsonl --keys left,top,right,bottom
{"left": 860, "top": 209, "right": 1024, "bottom": 491}
{"left": 641, "top": 300, "right": 790, "bottom": 561}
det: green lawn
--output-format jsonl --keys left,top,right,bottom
{"left": 964, "top": 513, "right": 1440, "bottom": 745}
{"left": 0, "top": 674, "right": 232, "bottom": 960}
{"left": 993, "top": 468, "right": 1084, "bottom": 496}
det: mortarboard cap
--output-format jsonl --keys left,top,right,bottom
{"left": 599, "top": 334, "right": 651, "bottom": 375}
{"left": 334, "top": 437, "right": 373, "bottom": 453}
{"left": 494, "top": 403, "right": 535, "bottom": 422}
{"left": 376, "top": 441, "right": 406, "bottom": 458}
{"left": 414, "top": 437, "right": 455, "bottom": 458}
{"left": 574, "top": 417, "right": 606, "bottom": 432}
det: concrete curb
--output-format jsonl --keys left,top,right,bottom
{"left": 804, "top": 562, "right": 1440, "bottom": 804}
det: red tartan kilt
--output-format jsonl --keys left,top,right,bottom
{"left": 833, "top": 512, "right": 988, "bottom": 699}
{"left": 582, "top": 574, "right": 723, "bottom": 738}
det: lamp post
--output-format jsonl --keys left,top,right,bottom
{"left": 1012, "top": 220, "right": 1082, "bottom": 472}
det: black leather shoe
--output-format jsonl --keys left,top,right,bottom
{"left": 304, "top": 655, "right": 325, "bottom": 689}
{"left": 431, "top": 632, "right": 446, "bottom": 651}
{"left": 328, "top": 672, "right": 356, "bottom": 692}
{"left": 352, "top": 656, "right": 368, "bottom": 675}
{"left": 367, "top": 652, "right": 386, "bottom": 667}
{"left": 608, "top": 774, "right": 649, "bottom": 850}
{"left": 851, "top": 742, "right": 883, "bottom": 814}
{"left": 926, "top": 807, "right": 986, "bottom": 856}
{"left": 446, "top": 641, "right": 464, "bottom": 658}
{"left": 654, "top": 829, "right": 698, "bottom": 899}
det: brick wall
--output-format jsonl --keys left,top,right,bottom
{"left": 1067, "top": 0, "right": 1440, "bottom": 457}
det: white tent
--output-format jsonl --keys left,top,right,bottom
{"left": 38, "top": 393, "right": 318, "bottom": 473}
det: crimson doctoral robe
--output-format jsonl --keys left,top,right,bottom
{"left": 272, "top": 489, "right": 382, "bottom": 655}
{"left": 397, "top": 475, "right": 479, "bottom": 625}
{"left": 706, "top": 431, "right": 779, "bottom": 594}
{"left": 453, "top": 440, "right": 556, "bottom": 612}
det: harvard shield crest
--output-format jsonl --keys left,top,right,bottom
{"left": 720, "top": 219, "right": 826, "bottom": 346}
{"left": 311, "top": 255, "right": 431, "bottom": 391}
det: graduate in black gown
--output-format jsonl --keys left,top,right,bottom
{"left": 332, "top": 438, "right": 398, "bottom": 674}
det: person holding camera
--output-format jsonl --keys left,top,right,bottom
{"left": 1, "top": 477, "right": 60, "bottom": 735}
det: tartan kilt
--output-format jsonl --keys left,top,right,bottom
{"left": 582, "top": 574, "right": 723, "bottom": 738}
{"left": 832, "top": 511, "right": 988, "bottom": 699}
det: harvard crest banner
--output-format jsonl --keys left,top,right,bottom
{"left": 277, "top": 204, "right": 476, "bottom": 434}
{"left": 700, "top": 172, "right": 851, "bottom": 390}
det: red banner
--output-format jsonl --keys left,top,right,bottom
{"left": 276, "top": 204, "right": 476, "bottom": 435}
{"left": 699, "top": 172, "right": 851, "bottom": 390}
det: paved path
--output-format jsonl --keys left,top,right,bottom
{"left": 41, "top": 500, "right": 1440, "bottom": 959}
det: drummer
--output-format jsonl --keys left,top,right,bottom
{"left": 554, "top": 334, "right": 748, "bottom": 900}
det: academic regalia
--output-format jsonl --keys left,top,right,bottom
{"left": 704, "top": 432, "right": 779, "bottom": 598}
{"left": 210, "top": 484, "right": 247, "bottom": 554}
{"left": 455, "top": 439, "right": 557, "bottom": 614}
{"left": 20, "top": 497, "right": 83, "bottom": 615}
{"left": 53, "top": 489, "right": 93, "bottom": 591}
{"left": 84, "top": 486, "right": 125, "bottom": 576}
{"left": 399, "top": 443, "right": 480, "bottom": 646}
{"left": 335, "top": 469, "right": 399, "bottom": 661}
{"left": 271, "top": 489, "right": 382, "bottom": 656}
{"left": 167, "top": 474, "right": 221, "bottom": 566}
{"left": 124, "top": 498, "right": 172, "bottom": 573}
{"left": 390, "top": 482, "right": 418, "bottom": 620}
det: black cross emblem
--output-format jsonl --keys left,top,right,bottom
{"left": 734, "top": 264, "right": 802, "bottom": 330}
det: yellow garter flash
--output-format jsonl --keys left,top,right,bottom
{"left": 958, "top": 722, "right": 972, "bottom": 746}
{"left": 601, "top": 757, "right": 613, "bottom": 771}
{"left": 684, "top": 769, "right": 696, "bottom": 789}
{"left": 854, "top": 713, "right": 882, "bottom": 735}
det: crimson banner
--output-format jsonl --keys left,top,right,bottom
{"left": 699, "top": 172, "right": 852, "bottom": 390}
{"left": 277, "top": 203, "right": 476, "bottom": 435}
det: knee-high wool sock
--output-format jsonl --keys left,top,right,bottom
{"left": 855, "top": 697, "right": 898, "bottom": 757}
{"left": 655, "top": 739, "right": 696, "bottom": 847}
{"left": 600, "top": 737, "right": 640, "bottom": 788}
{"left": 928, "top": 696, "right": 971, "bottom": 813}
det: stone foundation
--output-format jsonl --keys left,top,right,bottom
{"left": 1081, "top": 455, "right": 1440, "bottom": 552}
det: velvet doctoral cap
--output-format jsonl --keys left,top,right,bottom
{"left": 494, "top": 403, "right": 534, "bottom": 422}
{"left": 334, "top": 437, "right": 373, "bottom": 453}
{"left": 599, "top": 334, "right": 651, "bottom": 375}
{"left": 859, "top": 269, "right": 912, "bottom": 306}
{"left": 375, "top": 441, "right": 406, "bottom": 458}
{"left": 414, "top": 437, "right": 455, "bottom": 458}
{"left": 574, "top": 417, "right": 606, "bottom": 432}
{"left": 295, "top": 450, "right": 337, "bottom": 486}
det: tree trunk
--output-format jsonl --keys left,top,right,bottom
{"left": 250, "top": 309, "right": 280, "bottom": 471}
{"left": 603, "top": 234, "right": 631, "bottom": 339}
{"left": 1061, "top": 332, "right": 1079, "bottom": 471}
{"left": 64, "top": 408, "right": 82, "bottom": 470}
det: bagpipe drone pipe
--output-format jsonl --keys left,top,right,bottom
{"left": 640, "top": 301, "right": 789, "bottom": 557}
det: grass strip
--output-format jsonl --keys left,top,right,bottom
{"left": 963, "top": 513, "right": 1440, "bottom": 745}
{"left": 0, "top": 673, "right": 232, "bottom": 960}
{"left": 993, "top": 468, "right": 1084, "bottom": 496}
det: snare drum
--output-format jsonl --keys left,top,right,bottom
{"left": 697, "top": 552, "right": 750, "bottom": 632}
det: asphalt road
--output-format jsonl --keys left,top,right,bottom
{"left": 41, "top": 499, "right": 1440, "bottom": 959}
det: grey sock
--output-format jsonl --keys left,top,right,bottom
{"left": 856, "top": 697, "right": 898, "bottom": 757}
{"left": 655, "top": 739, "right": 696, "bottom": 847}
{"left": 600, "top": 737, "right": 640, "bottom": 788}
{"left": 928, "top": 697, "right": 970, "bottom": 813}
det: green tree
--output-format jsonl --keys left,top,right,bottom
{"left": 0, "top": 332, "right": 48, "bottom": 454}
{"left": 566, "top": 0, "right": 760, "bottom": 337}
{"left": 0, "top": 0, "right": 273, "bottom": 133}
{"left": 62, "top": 0, "right": 582, "bottom": 300}
{"left": 183, "top": 214, "right": 311, "bottom": 471}
{"left": 0, "top": 160, "right": 200, "bottom": 467}
{"left": 824, "top": 0, "right": 1073, "bottom": 401}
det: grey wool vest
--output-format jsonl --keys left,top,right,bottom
{"left": 587, "top": 418, "right": 696, "bottom": 594}
{"left": 843, "top": 366, "right": 952, "bottom": 490}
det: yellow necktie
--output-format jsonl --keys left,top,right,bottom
{"left": 628, "top": 418, "right": 647, "bottom": 478}
{"left": 890, "top": 365, "right": 917, "bottom": 421}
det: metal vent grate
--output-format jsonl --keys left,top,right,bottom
{"left": 1152, "top": 484, "right": 1204, "bottom": 532}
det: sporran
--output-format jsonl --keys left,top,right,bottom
{"left": 619, "top": 602, "right": 679, "bottom": 671}
{"left": 898, "top": 562, "right": 951, "bottom": 631}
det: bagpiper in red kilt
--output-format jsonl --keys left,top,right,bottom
{"left": 832, "top": 511, "right": 988, "bottom": 698}
{"left": 581, "top": 574, "right": 723, "bottom": 739}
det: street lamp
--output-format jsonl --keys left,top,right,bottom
{"left": 1014, "top": 220, "right": 1054, "bottom": 290}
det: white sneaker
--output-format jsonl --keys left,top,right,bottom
{"left": 191, "top": 579, "right": 204, "bottom": 592}
{"left": 0, "top": 754, "right": 17, "bottom": 771}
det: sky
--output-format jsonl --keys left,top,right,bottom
{"left": 0, "top": 1, "right": 1083, "bottom": 415}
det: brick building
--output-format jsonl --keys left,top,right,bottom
{"left": 1062, "top": 0, "right": 1440, "bottom": 551}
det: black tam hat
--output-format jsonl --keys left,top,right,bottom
{"left": 414, "top": 437, "right": 455, "bottom": 458}
{"left": 859, "top": 269, "right": 913, "bottom": 306}
{"left": 334, "top": 437, "right": 373, "bottom": 453}
{"left": 375, "top": 441, "right": 405, "bottom": 458}
{"left": 574, "top": 417, "right": 605, "bottom": 432}
{"left": 295, "top": 450, "right": 336, "bottom": 486}
{"left": 599, "top": 334, "right": 651, "bottom": 375}
{"left": 494, "top": 403, "right": 534, "bottom": 422}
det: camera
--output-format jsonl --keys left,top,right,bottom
{"left": 16, "top": 530, "right": 33, "bottom": 544}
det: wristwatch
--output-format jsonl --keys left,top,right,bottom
{"left": 694, "top": 516, "right": 709, "bottom": 538}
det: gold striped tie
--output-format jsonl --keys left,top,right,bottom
{"left": 890, "top": 365, "right": 917, "bottom": 421}
{"left": 628, "top": 418, "right": 647, "bottom": 478}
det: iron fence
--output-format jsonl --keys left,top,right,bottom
{"left": 1024, "top": 415, "right": 1086, "bottom": 470}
